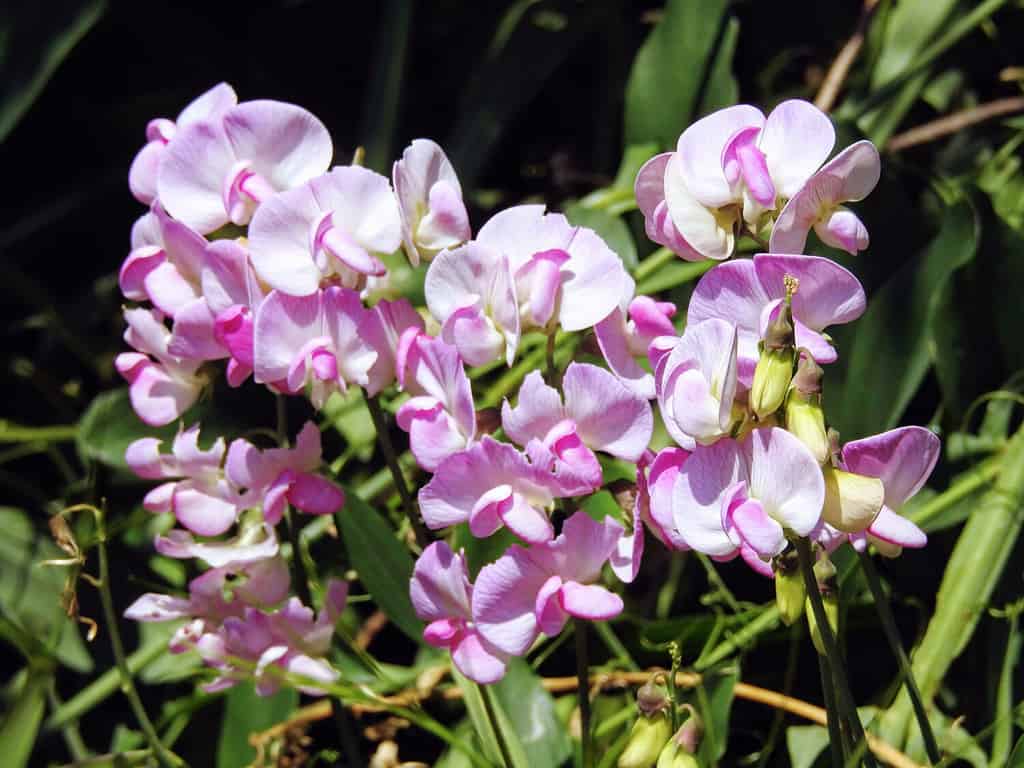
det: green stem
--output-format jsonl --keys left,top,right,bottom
{"left": 594, "top": 621, "right": 637, "bottom": 669}
{"left": 796, "top": 538, "right": 874, "bottom": 768}
{"left": 857, "top": 550, "right": 941, "bottom": 764}
{"left": 576, "top": 621, "right": 593, "bottom": 768}
{"left": 908, "top": 458, "right": 1000, "bottom": 528}
{"left": 480, "top": 683, "right": 515, "bottom": 768}
{"left": 633, "top": 247, "right": 674, "bottom": 281}
{"left": 697, "top": 553, "right": 743, "bottom": 612}
{"left": 545, "top": 332, "right": 557, "bottom": 385}
{"left": 364, "top": 394, "right": 431, "bottom": 549}
{"left": 694, "top": 605, "right": 779, "bottom": 671}
{"left": 47, "top": 682, "right": 88, "bottom": 762}
{"left": 284, "top": 511, "right": 313, "bottom": 607}
{"left": 818, "top": 643, "right": 845, "bottom": 767}
{"left": 95, "top": 506, "right": 184, "bottom": 768}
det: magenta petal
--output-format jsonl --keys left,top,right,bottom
{"left": 594, "top": 304, "right": 656, "bottom": 399}
{"left": 169, "top": 299, "right": 227, "bottom": 360}
{"left": 535, "top": 575, "right": 568, "bottom": 637}
{"left": 726, "top": 496, "right": 785, "bottom": 557}
{"left": 452, "top": 630, "right": 508, "bottom": 684}
{"left": 410, "top": 541, "right": 472, "bottom": 623}
{"left": 559, "top": 582, "right": 624, "bottom": 621}
{"left": 841, "top": 425, "right": 940, "bottom": 509}
{"left": 287, "top": 472, "right": 344, "bottom": 516}
{"left": 754, "top": 253, "right": 866, "bottom": 332}
{"left": 499, "top": 494, "right": 554, "bottom": 544}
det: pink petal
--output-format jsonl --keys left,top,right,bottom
{"left": 410, "top": 541, "right": 472, "bottom": 623}
{"left": 169, "top": 299, "right": 227, "bottom": 360}
{"left": 753, "top": 253, "right": 865, "bottom": 333}
{"left": 126, "top": 361, "right": 201, "bottom": 427}
{"left": 287, "top": 472, "right": 344, "bottom": 516}
{"left": 499, "top": 493, "right": 555, "bottom": 544}
{"left": 559, "top": 582, "right": 624, "bottom": 621}
{"left": 501, "top": 370, "right": 565, "bottom": 447}
{"left": 253, "top": 290, "right": 323, "bottom": 384}
{"left": 816, "top": 209, "right": 869, "bottom": 254}
{"left": 759, "top": 99, "right": 835, "bottom": 199}
{"left": 688, "top": 259, "right": 769, "bottom": 366}
{"left": 158, "top": 119, "right": 236, "bottom": 233}
{"left": 129, "top": 140, "right": 164, "bottom": 205}
{"left": 646, "top": 447, "right": 691, "bottom": 551}
{"left": 202, "top": 239, "right": 263, "bottom": 314}
{"left": 126, "top": 437, "right": 169, "bottom": 479}
{"left": 555, "top": 511, "right": 624, "bottom": 584}
{"left": 452, "top": 630, "right": 508, "bottom": 684}
{"left": 535, "top": 575, "right": 568, "bottom": 637}
{"left": 563, "top": 363, "right": 652, "bottom": 460}
{"left": 725, "top": 495, "right": 785, "bottom": 557}
{"left": 722, "top": 125, "right": 775, "bottom": 206}
{"left": 393, "top": 139, "right": 469, "bottom": 265}
{"left": 677, "top": 104, "right": 765, "bottom": 208}
{"left": 673, "top": 439, "right": 744, "bottom": 557}
{"left": 746, "top": 427, "right": 824, "bottom": 537}
{"left": 173, "top": 482, "right": 238, "bottom": 536}
{"left": 841, "top": 426, "right": 940, "bottom": 509}
{"left": 120, "top": 245, "right": 166, "bottom": 301}
{"left": 124, "top": 593, "right": 193, "bottom": 622}
{"left": 866, "top": 506, "right": 927, "bottom": 549}
{"left": 473, "top": 545, "right": 551, "bottom": 656}
{"left": 247, "top": 179, "right": 324, "bottom": 295}
{"left": 559, "top": 226, "right": 631, "bottom": 332}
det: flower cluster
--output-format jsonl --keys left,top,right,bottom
{"left": 120, "top": 85, "right": 938, "bottom": 692}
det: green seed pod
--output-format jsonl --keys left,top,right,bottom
{"left": 751, "top": 347, "right": 795, "bottom": 419}
{"left": 806, "top": 593, "right": 840, "bottom": 656}
{"left": 619, "top": 711, "right": 672, "bottom": 768}
{"left": 656, "top": 741, "right": 700, "bottom": 768}
{"left": 785, "top": 392, "right": 829, "bottom": 464}
{"left": 774, "top": 563, "right": 806, "bottom": 627}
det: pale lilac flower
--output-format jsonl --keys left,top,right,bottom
{"left": 644, "top": 447, "right": 691, "bottom": 551}
{"left": 501, "top": 363, "right": 653, "bottom": 490}
{"left": 395, "top": 332, "right": 476, "bottom": 472}
{"left": 423, "top": 241, "right": 520, "bottom": 366}
{"left": 225, "top": 421, "right": 345, "bottom": 525}
{"left": 248, "top": 166, "right": 402, "bottom": 296}
{"left": 636, "top": 101, "right": 834, "bottom": 260}
{"left": 841, "top": 426, "right": 940, "bottom": 556}
{"left": 361, "top": 297, "right": 425, "bottom": 397}
{"left": 472, "top": 512, "right": 624, "bottom": 656}
{"left": 125, "top": 556, "right": 290, "bottom": 653}
{"left": 116, "top": 307, "right": 205, "bottom": 426}
{"left": 474, "top": 205, "right": 630, "bottom": 333}
{"left": 594, "top": 284, "right": 678, "bottom": 399}
{"left": 119, "top": 203, "right": 207, "bottom": 317}
{"left": 158, "top": 100, "right": 332, "bottom": 233}
{"left": 198, "top": 580, "right": 348, "bottom": 695}
{"left": 673, "top": 428, "right": 824, "bottom": 575}
{"left": 418, "top": 436, "right": 588, "bottom": 544}
{"left": 771, "top": 141, "right": 880, "bottom": 255}
{"left": 655, "top": 318, "right": 740, "bottom": 449}
{"left": 410, "top": 542, "right": 509, "bottom": 684}
{"left": 155, "top": 523, "right": 280, "bottom": 567}
{"left": 252, "top": 287, "right": 378, "bottom": 408}
{"left": 127, "top": 425, "right": 244, "bottom": 536}
{"left": 688, "top": 253, "right": 866, "bottom": 365}
{"left": 393, "top": 139, "right": 471, "bottom": 265}
{"left": 129, "top": 83, "right": 238, "bottom": 205}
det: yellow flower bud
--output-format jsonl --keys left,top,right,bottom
{"left": 822, "top": 465, "right": 884, "bottom": 533}
{"left": 785, "top": 393, "right": 829, "bottom": 464}
{"left": 619, "top": 711, "right": 672, "bottom": 768}
{"left": 806, "top": 593, "right": 840, "bottom": 656}
{"left": 775, "top": 566, "right": 806, "bottom": 627}
{"left": 657, "top": 742, "right": 700, "bottom": 768}
{"left": 751, "top": 347, "right": 794, "bottom": 419}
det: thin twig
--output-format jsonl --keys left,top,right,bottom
{"left": 887, "top": 97, "right": 1024, "bottom": 151}
{"left": 814, "top": 0, "right": 880, "bottom": 113}
{"left": 364, "top": 394, "right": 431, "bottom": 549}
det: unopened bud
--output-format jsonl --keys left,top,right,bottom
{"left": 806, "top": 592, "right": 839, "bottom": 656}
{"left": 785, "top": 393, "right": 828, "bottom": 464}
{"left": 751, "top": 347, "right": 794, "bottom": 419}
{"left": 773, "top": 551, "right": 805, "bottom": 626}
{"left": 637, "top": 680, "right": 670, "bottom": 717}
{"left": 822, "top": 465, "right": 884, "bottom": 533}
{"left": 619, "top": 711, "right": 672, "bottom": 768}
{"left": 791, "top": 352, "right": 823, "bottom": 396}
{"left": 655, "top": 709, "right": 703, "bottom": 768}
{"left": 657, "top": 742, "right": 700, "bottom": 768}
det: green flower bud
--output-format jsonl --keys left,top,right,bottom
{"left": 751, "top": 347, "right": 794, "bottom": 419}
{"left": 619, "top": 711, "right": 672, "bottom": 768}
{"left": 773, "top": 551, "right": 806, "bottom": 627}
{"left": 806, "top": 592, "right": 839, "bottom": 656}
{"left": 656, "top": 741, "right": 700, "bottom": 768}
{"left": 822, "top": 465, "right": 884, "bottom": 533}
{"left": 785, "top": 393, "right": 829, "bottom": 464}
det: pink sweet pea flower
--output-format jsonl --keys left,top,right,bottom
{"left": 197, "top": 580, "right": 348, "bottom": 696}
{"left": 688, "top": 253, "right": 866, "bottom": 365}
{"left": 129, "top": 82, "right": 238, "bottom": 205}
{"left": 125, "top": 556, "right": 290, "bottom": 653}
{"left": 395, "top": 332, "right": 476, "bottom": 472}
{"left": 225, "top": 421, "right": 345, "bottom": 525}
{"left": 410, "top": 542, "right": 509, "bottom": 684}
{"left": 424, "top": 241, "right": 520, "bottom": 366}
{"left": 644, "top": 447, "right": 691, "bottom": 551}
{"left": 116, "top": 307, "right": 205, "bottom": 426}
{"left": 673, "top": 428, "right": 824, "bottom": 575}
{"left": 472, "top": 512, "right": 624, "bottom": 656}
{"left": 393, "top": 139, "right": 471, "bottom": 266}
{"left": 360, "top": 297, "right": 425, "bottom": 397}
{"left": 655, "top": 318, "right": 741, "bottom": 449}
{"left": 637, "top": 101, "right": 834, "bottom": 260}
{"left": 126, "top": 425, "right": 243, "bottom": 537}
{"left": 501, "top": 363, "right": 653, "bottom": 489}
{"left": 475, "top": 205, "right": 631, "bottom": 333}
{"left": 252, "top": 286, "right": 378, "bottom": 408}
{"left": 158, "top": 100, "right": 332, "bottom": 233}
{"left": 593, "top": 283, "right": 678, "bottom": 399}
{"left": 119, "top": 203, "right": 207, "bottom": 317}
{"left": 770, "top": 141, "right": 880, "bottom": 256}
{"left": 418, "top": 436, "right": 589, "bottom": 543}
{"left": 841, "top": 426, "right": 939, "bottom": 556}
{"left": 248, "top": 166, "right": 402, "bottom": 296}
{"left": 155, "top": 523, "right": 280, "bottom": 567}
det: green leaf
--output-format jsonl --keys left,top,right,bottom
{"left": 834, "top": 198, "right": 979, "bottom": 439}
{"left": 785, "top": 724, "right": 830, "bottom": 768}
{"left": 624, "top": 0, "right": 732, "bottom": 148}
{"left": 0, "top": 669, "right": 48, "bottom": 768}
{"left": 870, "top": 0, "right": 959, "bottom": 89}
{"left": 322, "top": 388, "right": 376, "bottom": 462}
{"left": 564, "top": 203, "right": 637, "bottom": 269}
{"left": 137, "top": 622, "right": 201, "bottom": 684}
{"left": 333, "top": 489, "right": 422, "bottom": 641}
{"left": 0, "top": 0, "right": 106, "bottom": 142}
{"left": 1009, "top": 734, "right": 1024, "bottom": 768}
{"left": 696, "top": 16, "right": 740, "bottom": 115}
{"left": 454, "top": 671, "right": 507, "bottom": 767}
{"left": 452, "top": 523, "right": 517, "bottom": 580}
{"left": 489, "top": 658, "right": 571, "bottom": 767}
{"left": 693, "top": 666, "right": 737, "bottom": 763}
{"left": 216, "top": 681, "right": 298, "bottom": 768}
{"left": 0, "top": 507, "right": 92, "bottom": 671}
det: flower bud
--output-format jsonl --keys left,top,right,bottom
{"left": 785, "top": 393, "right": 828, "bottom": 464}
{"left": 619, "top": 711, "right": 672, "bottom": 768}
{"left": 656, "top": 742, "right": 700, "bottom": 768}
{"left": 655, "top": 710, "right": 703, "bottom": 768}
{"left": 772, "top": 550, "right": 805, "bottom": 627}
{"left": 751, "top": 347, "right": 794, "bottom": 419}
{"left": 636, "top": 679, "right": 670, "bottom": 717}
{"left": 806, "top": 592, "right": 839, "bottom": 656}
{"left": 822, "top": 465, "right": 884, "bottom": 533}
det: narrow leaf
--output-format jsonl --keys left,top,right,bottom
{"left": 216, "top": 681, "right": 298, "bottom": 768}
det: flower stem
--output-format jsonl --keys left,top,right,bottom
{"left": 796, "top": 538, "right": 875, "bottom": 768}
{"left": 479, "top": 682, "right": 515, "bottom": 768}
{"left": 94, "top": 504, "right": 184, "bottom": 768}
{"left": 364, "top": 393, "right": 431, "bottom": 549}
{"left": 857, "top": 549, "right": 941, "bottom": 764}
{"left": 545, "top": 331, "right": 558, "bottom": 385}
{"left": 576, "top": 620, "right": 593, "bottom": 768}
{"left": 817, "top": 647, "right": 845, "bottom": 767}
